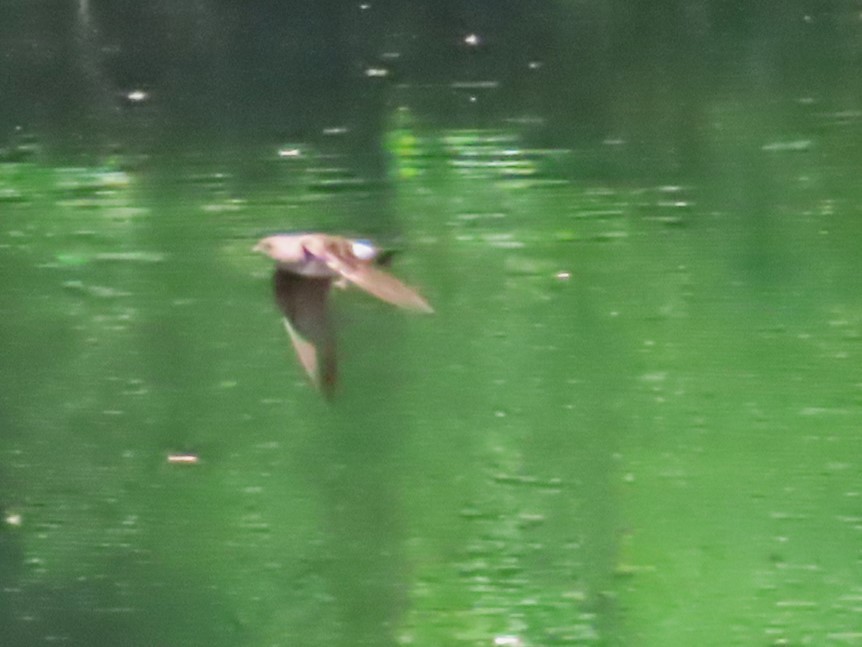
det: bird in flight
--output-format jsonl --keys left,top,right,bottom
{"left": 254, "top": 233, "right": 433, "bottom": 397}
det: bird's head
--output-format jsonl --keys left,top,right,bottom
{"left": 253, "top": 235, "right": 304, "bottom": 262}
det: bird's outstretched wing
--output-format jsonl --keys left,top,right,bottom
{"left": 322, "top": 252, "right": 433, "bottom": 313}
{"left": 273, "top": 269, "right": 337, "bottom": 397}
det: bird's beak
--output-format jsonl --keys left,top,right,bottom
{"left": 252, "top": 242, "right": 263, "bottom": 253}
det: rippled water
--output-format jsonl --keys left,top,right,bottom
{"left": 2, "top": 4, "right": 862, "bottom": 646}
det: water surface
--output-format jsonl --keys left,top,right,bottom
{"left": 2, "top": 3, "right": 862, "bottom": 646}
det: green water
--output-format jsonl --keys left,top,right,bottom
{"left": 2, "top": 122, "right": 861, "bottom": 646}
{"left": 2, "top": 3, "right": 862, "bottom": 645}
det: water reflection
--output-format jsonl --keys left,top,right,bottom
{"left": 3, "top": 106, "right": 862, "bottom": 640}
{"left": 2, "top": 4, "right": 862, "bottom": 644}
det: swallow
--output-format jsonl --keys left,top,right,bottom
{"left": 254, "top": 233, "right": 433, "bottom": 397}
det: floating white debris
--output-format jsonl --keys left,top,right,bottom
{"left": 494, "top": 636, "right": 524, "bottom": 647}
{"left": 167, "top": 454, "right": 200, "bottom": 465}
{"left": 451, "top": 81, "right": 499, "bottom": 89}
{"left": 95, "top": 252, "right": 165, "bottom": 263}
{"left": 761, "top": 139, "right": 812, "bottom": 152}
{"left": 126, "top": 89, "right": 150, "bottom": 103}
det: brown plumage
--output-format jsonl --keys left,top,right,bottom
{"left": 254, "top": 233, "right": 432, "bottom": 397}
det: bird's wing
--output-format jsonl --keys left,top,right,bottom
{"left": 282, "top": 318, "right": 320, "bottom": 388}
{"left": 273, "top": 269, "right": 337, "bottom": 397}
{"left": 338, "top": 263, "right": 434, "bottom": 313}
{"left": 298, "top": 234, "right": 431, "bottom": 312}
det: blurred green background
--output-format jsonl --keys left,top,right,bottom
{"left": 1, "top": 2, "right": 861, "bottom": 645}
